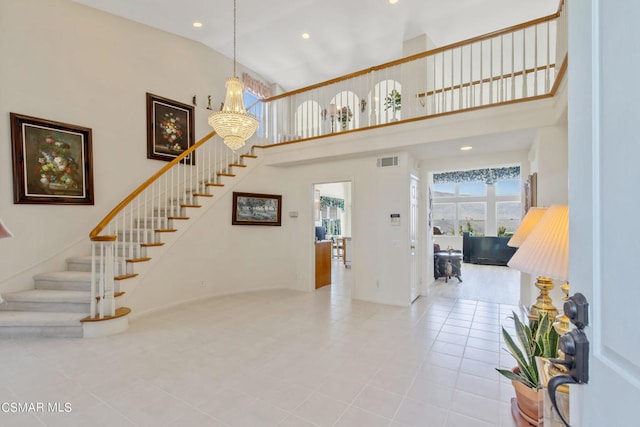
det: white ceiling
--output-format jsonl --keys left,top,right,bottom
{"left": 405, "top": 129, "right": 537, "bottom": 161}
{"left": 72, "top": 0, "right": 559, "bottom": 92}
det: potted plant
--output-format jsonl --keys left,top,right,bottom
{"left": 496, "top": 311, "right": 559, "bottom": 425}
{"left": 338, "top": 106, "right": 353, "bottom": 129}
{"left": 384, "top": 89, "right": 401, "bottom": 120}
{"left": 384, "top": 89, "right": 401, "bottom": 112}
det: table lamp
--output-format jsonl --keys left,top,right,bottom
{"left": 508, "top": 205, "right": 568, "bottom": 321}
{"left": 507, "top": 207, "right": 548, "bottom": 248}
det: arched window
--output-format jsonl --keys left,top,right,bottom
{"left": 369, "top": 80, "right": 402, "bottom": 124}
{"left": 328, "top": 91, "right": 360, "bottom": 131}
{"left": 294, "top": 100, "right": 322, "bottom": 139}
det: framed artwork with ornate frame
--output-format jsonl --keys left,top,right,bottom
{"left": 232, "top": 192, "right": 282, "bottom": 226}
{"left": 10, "top": 113, "right": 94, "bottom": 205}
{"left": 146, "top": 93, "right": 195, "bottom": 164}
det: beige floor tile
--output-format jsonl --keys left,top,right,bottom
{"left": 2, "top": 262, "right": 524, "bottom": 427}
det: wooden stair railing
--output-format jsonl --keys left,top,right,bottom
{"left": 88, "top": 131, "right": 255, "bottom": 320}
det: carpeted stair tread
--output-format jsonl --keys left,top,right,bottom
{"left": 3, "top": 289, "right": 90, "bottom": 303}
{"left": 34, "top": 271, "right": 92, "bottom": 281}
{"left": 33, "top": 271, "right": 93, "bottom": 291}
{"left": 0, "top": 311, "right": 85, "bottom": 326}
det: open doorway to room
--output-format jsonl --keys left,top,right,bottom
{"left": 313, "top": 182, "right": 352, "bottom": 294}
{"left": 429, "top": 165, "right": 522, "bottom": 305}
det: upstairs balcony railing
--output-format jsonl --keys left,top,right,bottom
{"left": 248, "top": 0, "right": 567, "bottom": 147}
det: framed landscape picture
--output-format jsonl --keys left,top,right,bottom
{"left": 232, "top": 192, "right": 282, "bottom": 226}
{"left": 10, "top": 113, "right": 94, "bottom": 205}
{"left": 146, "top": 93, "right": 195, "bottom": 164}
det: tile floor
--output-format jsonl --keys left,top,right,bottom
{"left": 0, "top": 261, "right": 523, "bottom": 427}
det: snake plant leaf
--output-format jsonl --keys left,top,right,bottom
{"left": 501, "top": 325, "right": 537, "bottom": 386}
{"left": 496, "top": 368, "right": 537, "bottom": 389}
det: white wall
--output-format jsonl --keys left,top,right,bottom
{"left": 276, "top": 153, "right": 414, "bottom": 306}
{"left": 529, "top": 125, "right": 569, "bottom": 206}
{"left": 0, "top": 0, "right": 268, "bottom": 293}
{"left": 127, "top": 163, "right": 296, "bottom": 315}
{"left": 292, "top": 150, "right": 410, "bottom": 305}
{"left": 26, "top": 145, "right": 416, "bottom": 314}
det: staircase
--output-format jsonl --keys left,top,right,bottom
{"left": 0, "top": 268, "right": 109, "bottom": 338}
{"left": 0, "top": 137, "right": 258, "bottom": 338}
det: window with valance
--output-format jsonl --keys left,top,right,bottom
{"left": 432, "top": 166, "right": 521, "bottom": 236}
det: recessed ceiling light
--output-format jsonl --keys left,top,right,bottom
{"left": 460, "top": 146, "right": 473, "bottom": 151}
{"left": 302, "top": 33, "right": 310, "bottom": 39}
{"left": 389, "top": 0, "right": 399, "bottom": 4}
{"left": 192, "top": 22, "right": 203, "bottom": 28}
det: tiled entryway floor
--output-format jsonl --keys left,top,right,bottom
{"left": 0, "top": 262, "right": 521, "bottom": 426}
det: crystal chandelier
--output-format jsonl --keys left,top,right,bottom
{"left": 208, "top": 0, "right": 258, "bottom": 151}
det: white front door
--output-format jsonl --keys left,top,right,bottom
{"left": 570, "top": 1, "right": 640, "bottom": 425}
{"left": 409, "top": 175, "right": 419, "bottom": 302}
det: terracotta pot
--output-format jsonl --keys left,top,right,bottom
{"left": 511, "top": 367, "right": 543, "bottom": 426}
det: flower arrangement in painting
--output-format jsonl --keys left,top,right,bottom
{"left": 159, "top": 112, "right": 184, "bottom": 151}
{"left": 34, "top": 136, "right": 81, "bottom": 191}
{"left": 338, "top": 106, "right": 353, "bottom": 129}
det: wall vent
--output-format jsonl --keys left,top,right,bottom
{"left": 377, "top": 156, "right": 399, "bottom": 168}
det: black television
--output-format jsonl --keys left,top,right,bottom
{"left": 315, "top": 226, "right": 326, "bottom": 241}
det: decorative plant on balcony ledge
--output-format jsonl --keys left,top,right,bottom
{"left": 384, "top": 89, "right": 402, "bottom": 112}
{"left": 338, "top": 106, "right": 353, "bottom": 129}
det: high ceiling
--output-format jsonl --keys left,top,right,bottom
{"left": 72, "top": 0, "right": 559, "bottom": 92}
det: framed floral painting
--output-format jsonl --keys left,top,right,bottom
{"left": 10, "top": 113, "right": 94, "bottom": 205}
{"left": 146, "top": 93, "right": 195, "bottom": 164}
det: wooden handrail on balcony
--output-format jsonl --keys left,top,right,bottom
{"left": 89, "top": 130, "right": 217, "bottom": 240}
{"left": 417, "top": 64, "right": 556, "bottom": 99}
{"left": 253, "top": 1, "right": 567, "bottom": 150}
{"left": 550, "top": 53, "right": 568, "bottom": 95}
{"left": 253, "top": 54, "right": 568, "bottom": 150}
{"left": 261, "top": 12, "right": 561, "bottom": 104}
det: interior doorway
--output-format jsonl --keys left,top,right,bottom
{"left": 313, "top": 182, "right": 352, "bottom": 291}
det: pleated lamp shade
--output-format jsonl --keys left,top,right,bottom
{"left": 0, "top": 218, "right": 13, "bottom": 239}
{"left": 507, "top": 207, "right": 548, "bottom": 248}
{"left": 507, "top": 205, "right": 569, "bottom": 281}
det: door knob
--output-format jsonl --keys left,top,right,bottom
{"left": 546, "top": 293, "right": 590, "bottom": 427}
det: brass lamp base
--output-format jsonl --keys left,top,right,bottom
{"left": 553, "top": 282, "right": 571, "bottom": 335}
{"left": 528, "top": 276, "right": 558, "bottom": 321}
